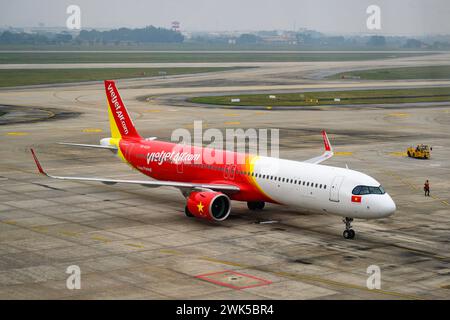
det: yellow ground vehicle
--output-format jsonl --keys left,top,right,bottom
{"left": 407, "top": 144, "right": 431, "bottom": 159}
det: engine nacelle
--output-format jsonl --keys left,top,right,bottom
{"left": 186, "top": 191, "right": 231, "bottom": 221}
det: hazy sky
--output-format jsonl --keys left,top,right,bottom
{"left": 1, "top": 0, "right": 450, "bottom": 35}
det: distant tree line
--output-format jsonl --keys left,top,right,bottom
{"left": 0, "top": 31, "right": 73, "bottom": 44}
{"left": 0, "top": 26, "right": 184, "bottom": 45}
{"left": 77, "top": 26, "right": 184, "bottom": 44}
{"left": 1, "top": 27, "right": 449, "bottom": 49}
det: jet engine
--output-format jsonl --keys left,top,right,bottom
{"left": 185, "top": 191, "right": 231, "bottom": 221}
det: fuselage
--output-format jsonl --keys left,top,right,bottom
{"left": 112, "top": 137, "right": 396, "bottom": 220}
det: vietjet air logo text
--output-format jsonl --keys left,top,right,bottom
{"left": 107, "top": 83, "right": 129, "bottom": 135}
{"left": 146, "top": 151, "right": 201, "bottom": 165}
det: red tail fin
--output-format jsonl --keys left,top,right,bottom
{"left": 104, "top": 80, "right": 141, "bottom": 140}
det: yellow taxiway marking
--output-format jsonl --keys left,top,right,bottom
{"left": 382, "top": 169, "right": 448, "bottom": 207}
{"left": 60, "top": 231, "right": 79, "bottom": 237}
{"left": 82, "top": 128, "right": 103, "bottom": 133}
{"left": 388, "top": 113, "right": 409, "bottom": 117}
{"left": 381, "top": 169, "right": 418, "bottom": 190}
{"left": 430, "top": 195, "right": 449, "bottom": 206}
{"left": 2, "top": 220, "right": 17, "bottom": 225}
{"left": 274, "top": 271, "right": 423, "bottom": 300}
{"left": 126, "top": 243, "right": 144, "bottom": 249}
{"left": 200, "top": 256, "right": 423, "bottom": 299}
{"left": 224, "top": 121, "right": 241, "bottom": 125}
{"left": 200, "top": 257, "right": 246, "bottom": 267}
{"left": 31, "top": 226, "right": 48, "bottom": 233}
{"left": 335, "top": 152, "right": 353, "bottom": 156}
{"left": 401, "top": 179, "right": 418, "bottom": 190}
{"left": 160, "top": 249, "right": 183, "bottom": 255}
{"left": 224, "top": 113, "right": 239, "bottom": 117}
{"left": 6, "top": 132, "right": 29, "bottom": 136}
{"left": 144, "top": 109, "right": 161, "bottom": 113}
{"left": 91, "top": 236, "right": 110, "bottom": 243}
{"left": 389, "top": 151, "right": 407, "bottom": 157}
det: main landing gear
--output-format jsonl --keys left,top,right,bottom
{"left": 247, "top": 201, "right": 265, "bottom": 211}
{"left": 342, "top": 217, "right": 355, "bottom": 239}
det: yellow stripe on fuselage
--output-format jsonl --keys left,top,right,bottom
{"left": 245, "top": 155, "right": 274, "bottom": 202}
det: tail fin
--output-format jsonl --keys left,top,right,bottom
{"left": 104, "top": 80, "right": 141, "bottom": 140}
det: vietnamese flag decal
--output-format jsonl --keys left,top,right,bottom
{"left": 351, "top": 195, "right": 362, "bottom": 203}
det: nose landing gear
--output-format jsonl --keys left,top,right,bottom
{"left": 343, "top": 217, "right": 355, "bottom": 239}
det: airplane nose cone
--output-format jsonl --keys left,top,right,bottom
{"left": 382, "top": 194, "right": 396, "bottom": 217}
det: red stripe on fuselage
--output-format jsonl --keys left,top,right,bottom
{"left": 118, "top": 139, "right": 275, "bottom": 203}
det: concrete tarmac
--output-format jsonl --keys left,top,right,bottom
{"left": 0, "top": 53, "right": 449, "bottom": 299}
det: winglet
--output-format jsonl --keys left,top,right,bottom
{"left": 30, "top": 148, "right": 46, "bottom": 175}
{"left": 303, "top": 131, "right": 334, "bottom": 164}
{"left": 321, "top": 130, "right": 332, "bottom": 152}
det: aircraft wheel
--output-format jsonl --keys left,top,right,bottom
{"left": 184, "top": 206, "right": 194, "bottom": 218}
{"left": 343, "top": 229, "right": 355, "bottom": 239}
{"left": 349, "top": 229, "right": 355, "bottom": 239}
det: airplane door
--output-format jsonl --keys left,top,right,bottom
{"left": 329, "top": 176, "right": 344, "bottom": 202}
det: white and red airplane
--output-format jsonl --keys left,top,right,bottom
{"left": 31, "top": 80, "right": 395, "bottom": 239}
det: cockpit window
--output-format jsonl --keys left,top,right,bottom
{"left": 352, "top": 185, "right": 385, "bottom": 195}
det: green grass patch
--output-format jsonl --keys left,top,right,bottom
{"left": 189, "top": 87, "right": 450, "bottom": 107}
{"left": 0, "top": 67, "right": 244, "bottom": 87}
{"left": 329, "top": 65, "right": 450, "bottom": 80}
{"left": 0, "top": 52, "right": 432, "bottom": 64}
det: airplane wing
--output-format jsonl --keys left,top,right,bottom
{"left": 30, "top": 149, "right": 239, "bottom": 193}
{"left": 303, "top": 131, "right": 334, "bottom": 164}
